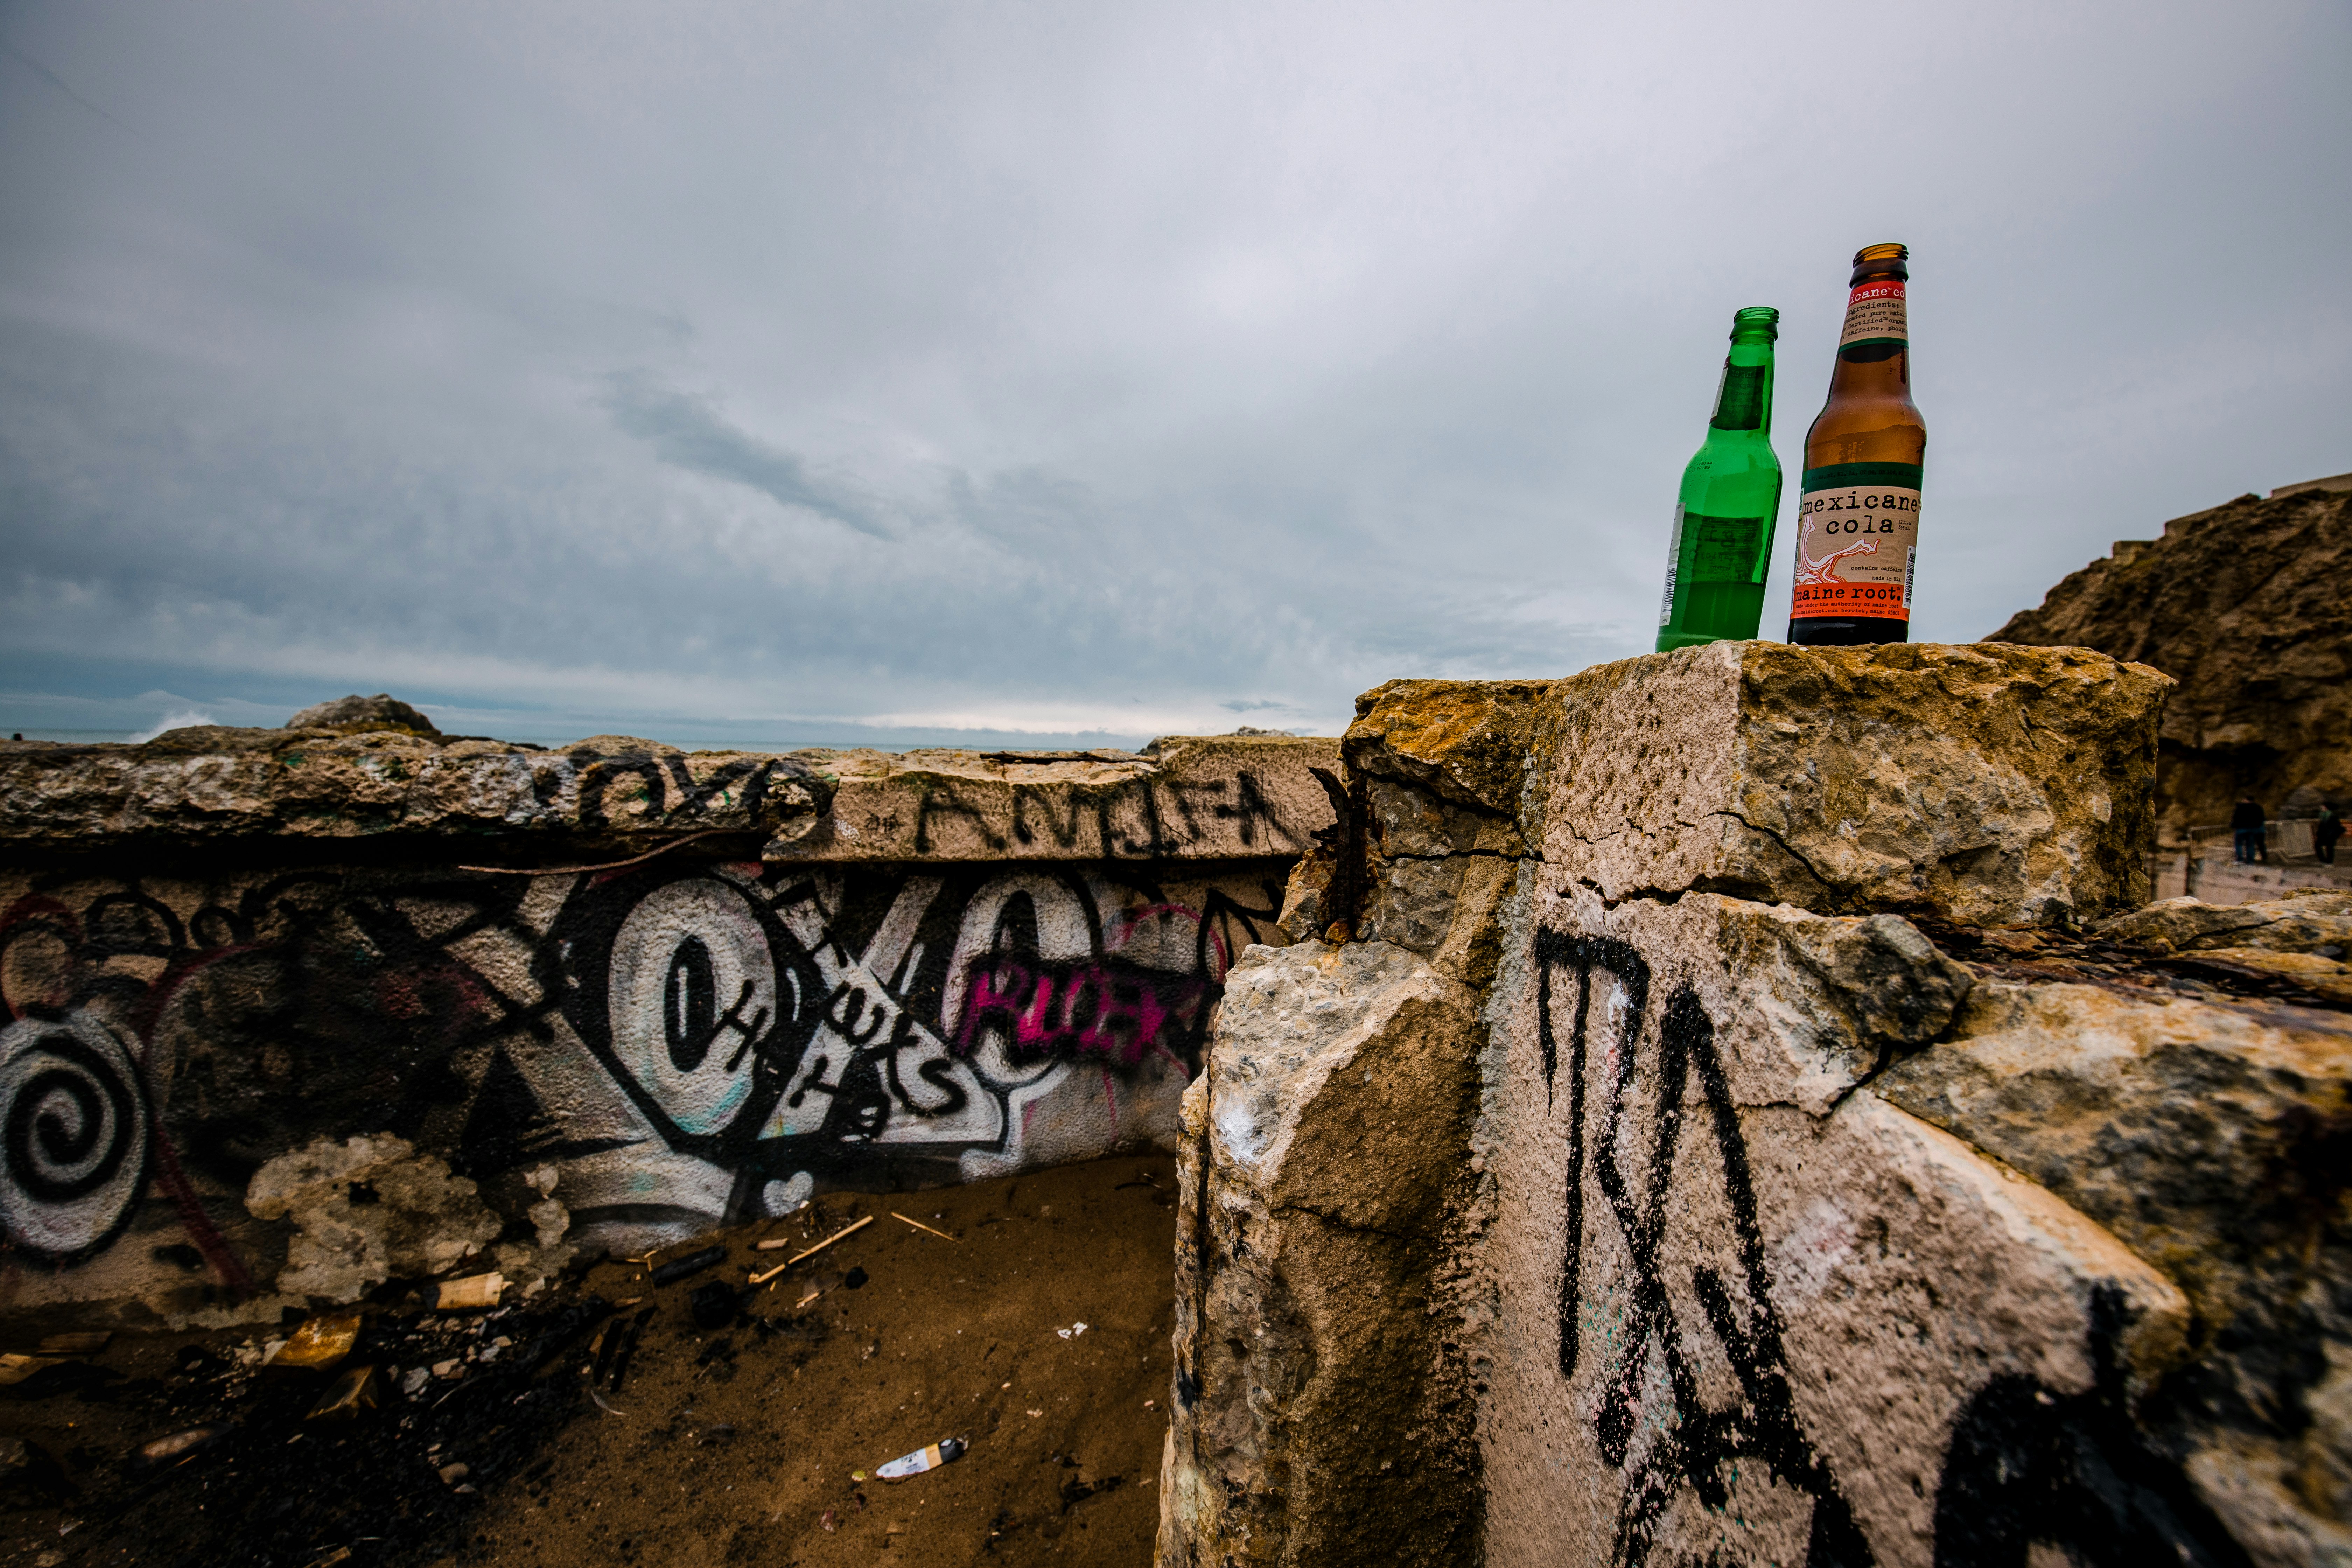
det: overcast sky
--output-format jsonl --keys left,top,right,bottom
{"left": 2, "top": 0, "right": 2346, "bottom": 747}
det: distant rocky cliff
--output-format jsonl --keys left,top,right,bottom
{"left": 1989, "top": 483, "right": 2351, "bottom": 844}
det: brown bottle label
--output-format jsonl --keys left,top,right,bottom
{"left": 1791, "top": 478, "right": 1920, "bottom": 621}
{"left": 1837, "top": 280, "right": 1907, "bottom": 347}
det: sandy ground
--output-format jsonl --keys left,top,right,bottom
{"left": 0, "top": 1153, "right": 1180, "bottom": 1568}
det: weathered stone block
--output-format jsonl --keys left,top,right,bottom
{"left": 1160, "top": 939, "right": 1484, "bottom": 1567}
{"left": 1880, "top": 978, "right": 2352, "bottom": 1564}
{"left": 768, "top": 734, "right": 1338, "bottom": 862}
{"left": 1533, "top": 642, "right": 2172, "bottom": 926}
{"left": 1274, "top": 681, "right": 1548, "bottom": 957}
{"left": 2094, "top": 890, "right": 2352, "bottom": 954}
{"left": 0, "top": 729, "right": 1340, "bottom": 863}
{"left": 1343, "top": 679, "right": 1555, "bottom": 816}
{"left": 0, "top": 728, "right": 828, "bottom": 849}
{"left": 1479, "top": 885, "right": 2208, "bottom": 1568}
{"left": 1346, "top": 779, "right": 1528, "bottom": 987}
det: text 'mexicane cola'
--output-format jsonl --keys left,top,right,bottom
{"left": 1655, "top": 306, "right": 1783, "bottom": 651}
{"left": 1787, "top": 242, "right": 1927, "bottom": 645}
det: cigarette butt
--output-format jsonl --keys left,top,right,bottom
{"left": 876, "top": 1437, "right": 966, "bottom": 1481}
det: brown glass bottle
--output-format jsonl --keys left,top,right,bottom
{"left": 1786, "top": 243, "right": 1927, "bottom": 645}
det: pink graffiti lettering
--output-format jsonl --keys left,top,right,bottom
{"left": 952, "top": 954, "right": 1214, "bottom": 1070}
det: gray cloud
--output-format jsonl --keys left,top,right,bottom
{"left": 1, "top": 41, "right": 134, "bottom": 133}
{"left": 600, "top": 373, "right": 892, "bottom": 541}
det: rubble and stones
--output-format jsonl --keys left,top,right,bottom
{"left": 244, "top": 1135, "right": 515, "bottom": 1303}
{"left": 0, "top": 1286, "right": 608, "bottom": 1567}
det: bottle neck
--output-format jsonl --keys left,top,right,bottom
{"left": 1709, "top": 332, "right": 1776, "bottom": 434}
{"left": 1824, "top": 266, "right": 1913, "bottom": 401}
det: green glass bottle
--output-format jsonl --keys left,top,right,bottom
{"left": 1655, "top": 306, "right": 1784, "bottom": 651}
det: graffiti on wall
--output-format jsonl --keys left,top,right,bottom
{"left": 1536, "top": 929, "right": 1872, "bottom": 1566}
{"left": 1534, "top": 926, "right": 2248, "bottom": 1568}
{"left": 887, "top": 766, "right": 1301, "bottom": 858}
{"left": 0, "top": 860, "right": 1285, "bottom": 1279}
{"left": 0, "top": 1010, "right": 151, "bottom": 1263}
{"left": 544, "top": 862, "right": 1260, "bottom": 1205}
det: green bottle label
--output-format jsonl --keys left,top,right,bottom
{"left": 1659, "top": 504, "right": 1684, "bottom": 626}
{"left": 1661, "top": 506, "right": 1768, "bottom": 626}
{"left": 1689, "top": 513, "right": 1764, "bottom": 577}
{"left": 1710, "top": 363, "right": 1767, "bottom": 431}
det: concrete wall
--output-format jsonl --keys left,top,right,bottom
{"left": 0, "top": 730, "right": 1336, "bottom": 1326}
{"left": 1163, "top": 644, "right": 2352, "bottom": 1568}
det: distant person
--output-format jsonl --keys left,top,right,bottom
{"left": 2318, "top": 804, "right": 2344, "bottom": 866}
{"left": 2232, "top": 796, "right": 2268, "bottom": 864}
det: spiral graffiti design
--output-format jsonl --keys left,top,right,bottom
{"left": 0, "top": 1014, "right": 151, "bottom": 1262}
